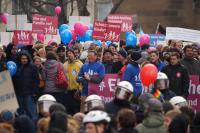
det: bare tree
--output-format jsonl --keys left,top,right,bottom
{"left": 76, "top": 0, "right": 90, "bottom": 16}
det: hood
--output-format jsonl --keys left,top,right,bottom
{"left": 44, "top": 60, "right": 58, "bottom": 69}
{"left": 142, "top": 113, "right": 164, "bottom": 128}
{"left": 17, "top": 50, "right": 32, "bottom": 65}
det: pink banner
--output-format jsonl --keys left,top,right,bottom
{"left": 32, "top": 14, "right": 58, "bottom": 35}
{"left": 107, "top": 14, "right": 133, "bottom": 32}
{"left": 92, "top": 21, "right": 121, "bottom": 42}
{"left": 187, "top": 75, "right": 200, "bottom": 111}
{"left": 88, "top": 74, "right": 121, "bottom": 103}
{"left": 13, "top": 30, "right": 32, "bottom": 45}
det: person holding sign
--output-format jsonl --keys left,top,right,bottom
{"left": 77, "top": 50, "right": 105, "bottom": 111}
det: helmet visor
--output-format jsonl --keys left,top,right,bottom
{"left": 154, "top": 79, "right": 169, "bottom": 90}
{"left": 115, "top": 87, "right": 133, "bottom": 101}
{"left": 84, "top": 100, "right": 104, "bottom": 113}
{"left": 37, "top": 100, "right": 56, "bottom": 114}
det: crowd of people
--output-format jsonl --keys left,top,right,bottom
{"left": 0, "top": 38, "right": 199, "bottom": 133}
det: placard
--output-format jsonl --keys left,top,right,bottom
{"left": 32, "top": 15, "right": 58, "bottom": 35}
{"left": 149, "top": 34, "right": 166, "bottom": 47}
{"left": 0, "top": 71, "right": 19, "bottom": 112}
{"left": 107, "top": 14, "right": 132, "bottom": 32}
{"left": 13, "top": 30, "right": 32, "bottom": 45}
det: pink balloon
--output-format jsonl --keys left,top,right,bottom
{"left": 79, "top": 25, "right": 89, "bottom": 36}
{"left": 68, "top": 40, "right": 73, "bottom": 47}
{"left": 37, "top": 34, "right": 45, "bottom": 42}
{"left": 55, "top": 6, "right": 62, "bottom": 14}
{"left": 0, "top": 13, "right": 9, "bottom": 24}
{"left": 139, "top": 34, "right": 150, "bottom": 47}
{"left": 74, "top": 22, "right": 83, "bottom": 35}
{"left": 71, "top": 29, "right": 77, "bottom": 40}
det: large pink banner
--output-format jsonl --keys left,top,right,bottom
{"left": 13, "top": 30, "right": 32, "bottom": 45}
{"left": 107, "top": 14, "right": 133, "bottom": 32}
{"left": 88, "top": 74, "right": 121, "bottom": 103}
{"left": 32, "top": 14, "right": 58, "bottom": 35}
{"left": 187, "top": 75, "right": 200, "bottom": 111}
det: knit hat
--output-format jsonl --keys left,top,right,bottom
{"left": 147, "top": 98, "right": 163, "bottom": 112}
{"left": 118, "top": 49, "right": 127, "bottom": 58}
{"left": 130, "top": 51, "right": 142, "bottom": 61}
{"left": 0, "top": 110, "right": 14, "bottom": 122}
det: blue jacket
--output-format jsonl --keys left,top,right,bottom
{"left": 77, "top": 61, "right": 105, "bottom": 96}
{"left": 155, "top": 60, "right": 165, "bottom": 72}
{"left": 122, "top": 63, "right": 143, "bottom": 96}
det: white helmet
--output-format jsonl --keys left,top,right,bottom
{"left": 115, "top": 81, "right": 133, "bottom": 101}
{"left": 38, "top": 94, "right": 56, "bottom": 102}
{"left": 37, "top": 94, "right": 56, "bottom": 115}
{"left": 169, "top": 96, "right": 187, "bottom": 107}
{"left": 154, "top": 72, "right": 169, "bottom": 90}
{"left": 84, "top": 95, "right": 104, "bottom": 113}
{"left": 83, "top": 110, "right": 110, "bottom": 124}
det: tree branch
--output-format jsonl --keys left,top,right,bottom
{"left": 70, "top": 0, "right": 74, "bottom": 15}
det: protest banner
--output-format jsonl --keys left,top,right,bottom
{"left": 0, "top": 32, "right": 12, "bottom": 46}
{"left": 107, "top": 14, "right": 132, "bottom": 32}
{"left": 7, "top": 15, "right": 27, "bottom": 31}
{"left": 69, "top": 16, "right": 91, "bottom": 29}
{"left": 166, "top": 27, "right": 200, "bottom": 43}
{"left": 13, "top": 30, "right": 32, "bottom": 45}
{"left": 32, "top": 14, "right": 58, "bottom": 35}
{"left": 92, "top": 21, "right": 121, "bottom": 42}
{"left": 149, "top": 34, "right": 166, "bottom": 47}
{"left": 187, "top": 75, "right": 200, "bottom": 111}
{"left": 88, "top": 74, "right": 121, "bottom": 103}
{"left": 0, "top": 71, "right": 18, "bottom": 112}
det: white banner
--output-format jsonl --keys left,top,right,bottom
{"left": 0, "top": 71, "right": 19, "bottom": 112}
{"left": 7, "top": 15, "right": 27, "bottom": 31}
{"left": 0, "top": 32, "right": 13, "bottom": 46}
{"left": 166, "top": 27, "right": 200, "bottom": 43}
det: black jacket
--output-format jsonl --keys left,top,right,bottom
{"left": 118, "top": 128, "right": 138, "bottom": 133}
{"left": 103, "top": 61, "right": 113, "bottom": 74}
{"left": 161, "top": 63, "right": 189, "bottom": 97}
{"left": 111, "top": 61, "right": 123, "bottom": 73}
{"left": 181, "top": 57, "right": 200, "bottom": 75}
{"left": 13, "top": 51, "right": 39, "bottom": 95}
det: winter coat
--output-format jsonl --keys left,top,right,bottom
{"left": 136, "top": 112, "right": 167, "bottom": 133}
{"left": 152, "top": 60, "right": 165, "bottom": 72}
{"left": 77, "top": 60, "right": 105, "bottom": 96}
{"left": 103, "top": 61, "right": 113, "bottom": 74}
{"left": 122, "top": 63, "right": 143, "bottom": 96}
{"left": 13, "top": 52, "right": 39, "bottom": 95}
{"left": 181, "top": 57, "right": 200, "bottom": 75}
{"left": 160, "top": 89, "right": 176, "bottom": 101}
{"left": 42, "top": 60, "right": 64, "bottom": 93}
{"left": 161, "top": 63, "right": 189, "bottom": 97}
{"left": 118, "top": 128, "right": 138, "bottom": 133}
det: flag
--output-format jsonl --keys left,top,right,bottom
{"left": 139, "top": 25, "right": 144, "bottom": 35}
{"left": 155, "top": 24, "right": 166, "bottom": 35}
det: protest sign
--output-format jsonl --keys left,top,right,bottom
{"left": 32, "top": 14, "right": 58, "bottom": 35}
{"left": 7, "top": 15, "right": 27, "bottom": 31}
{"left": 166, "top": 27, "right": 200, "bottom": 43}
{"left": 88, "top": 74, "right": 121, "bottom": 103}
{"left": 107, "top": 14, "right": 132, "bottom": 32}
{"left": 0, "top": 71, "right": 18, "bottom": 112}
{"left": 0, "top": 32, "right": 12, "bottom": 46}
{"left": 69, "top": 16, "right": 91, "bottom": 29}
{"left": 13, "top": 30, "right": 32, "bottom": 45}
{"left": 149, "top": 34, "right": 166, "bottom": 47}
{"left": 92, "top": 21, "right": 121, "bottom": 42}
{"left": 187, "top": 75, "right": 200, "bottom": 111}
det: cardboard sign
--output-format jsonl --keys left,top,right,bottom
{"left": 32, "top": 15, "right": 58, "bottom": 35}
{"left": 13, "top": 30, "right": 32, "bottom": 45}
{"left": 107, "top": 14, "right": 132, "bottom": 32}
{"left": 7, "top": 15, "right": 27, "bottom": 31}
{"left": 187, "top": 75, "right": 200, "bottom": 111}
{"left": 149, "top": 34, "right": 166, "bottom": 47}
{"left": 166, "top": 27, "right": 200, "bottom": 43}
{"left": 92, "top": 21, "right": 121, "bottom": 41}
{"left": 0, "top": 71, "right": 19, "bottom": 112}
{"left": 88, "top": 74, "right": 121, "bottom": 103}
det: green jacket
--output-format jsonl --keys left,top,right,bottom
{"left": 136, "top": 112, "right": 167, "bottom": 133}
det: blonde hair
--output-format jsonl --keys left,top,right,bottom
{"left": 37, "top": 117, "right": 50, "bottom": 133}
{"left": 0, "top": 123, "right": 14, "bottom": 133}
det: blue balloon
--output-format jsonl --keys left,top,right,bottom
{"left": 93, "top": 40, "right": 102, "bottom": 46}
{"left": 60, "top": 29, "right": 72, "bottom": 45}
{"left": 59, "top": 24, "right": 69, "bottom": 34}
{"left": 126, "top": 34, "right": 137, "bottom": 46}
{"left": 77, "top": 35, "right": 85, "bottom": 42}
{"left": 89, "top": 24, "right": 93, "bottom": 30}
{"left": 106, "top": 41, "right": 112, "bottom": 46}
{"left": 125, "top": 31, "right": 136, "bottom": 38}
{"left": 6, "top": 61, "right": 17, "bottom": 76}
{"left": 83, "top": 30, "right": 93, "bottom": 42}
